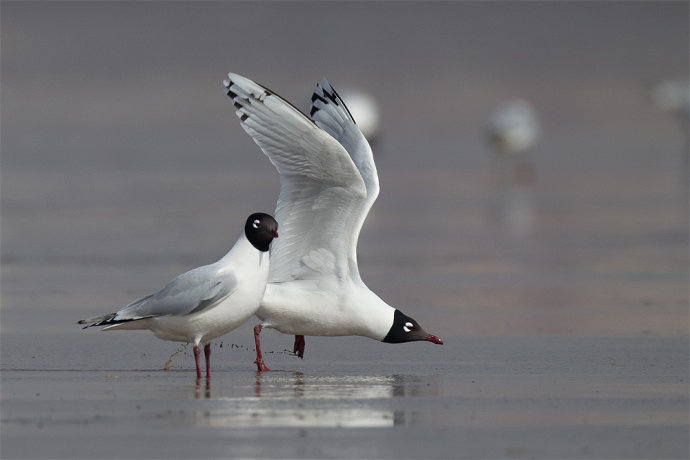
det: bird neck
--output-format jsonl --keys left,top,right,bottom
{"left": 351, "top": 286, "right": 396, "bottom": 341}
{"left": 219, "top": 233, "right": 263, "bottom": 265}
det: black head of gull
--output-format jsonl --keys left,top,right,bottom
{"left": 245, "top": 213, "right": 279, "bottom": 252}
{"left": 383, "top": 309, "right": 444, "bottom": 344}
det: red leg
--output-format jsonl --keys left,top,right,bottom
{"left": 204, "top": 343, "right": 211, "bottom": 379}
{"left": 193, "top": 345, "right": 202, "bottom": 380}
{"left": 293, "top": 335, "right": 306, "bottom": 359}
{"left": 253, "top": 324, "right": 270, "bottom": 372}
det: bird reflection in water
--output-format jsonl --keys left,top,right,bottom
{"left": 485, "top": 99, "right": 540, "bottom": 239}
{"left": 254, "top": 371, "right": 306, "bottom": 399}
{"left": 192, "top": 372, "right": 440, "bottom": 428}
{"left": 194, "top": 377, "right": 211, "bottom": 399}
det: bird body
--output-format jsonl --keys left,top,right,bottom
{"left": 102, "top": 237, "right": 269, "bottom": 344}
{"left": 79, "top": 213, "right": 278, "bottom": 378}
{"left": 486, "top": 99, "right": 539, "bottom": 156}
{"left": 259, "top": 279, "right": 394, "bottom": 341}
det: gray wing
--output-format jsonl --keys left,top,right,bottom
{"left": 310, "top": 79, "right": 380, "bottom": 284}
{"left": 83, "top": 264, "right": 237, "bottom": 327}
{"left": 224, "top": 73, "right": 367, "bottom": 283}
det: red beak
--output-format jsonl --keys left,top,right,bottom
{"left": 271, "top": 230, "right": 279, "bottom": 238}
{"left": 425, "top": 334, "right": 443, "bottom": 345}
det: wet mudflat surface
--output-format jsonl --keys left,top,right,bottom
{"left": 1, "top": 335, "right": 687, "bottom": 459}
{"left": 2, "top": 2, "right": 689, "bottom": 459}
{"left": 1, "top": 170, "right": 687, "bottom": 459}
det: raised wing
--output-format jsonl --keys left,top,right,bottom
{"left": 224, "top": 73, "right": 367, "bottom": 283}
{"left": 82, "top": 265, "right": 237, "bottom": 327}
{"left": 310, "top": 79, "right": 380, "bottom": 283}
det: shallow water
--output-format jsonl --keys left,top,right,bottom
{"left": 2, "top": 335, "right": 687, "bottom": 459}
{"left": 2, "top": 2, "right": 689, "bottom": 459}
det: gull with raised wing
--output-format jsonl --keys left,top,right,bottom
{"left": 78, "top": 213, "right": 278, "bottom": 379}
{"left": 223, "top": 73, "right": 443, "bottom": 371}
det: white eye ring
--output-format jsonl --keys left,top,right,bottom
{"left": 403, "top": 322, "right": 413, "bottom": 333}
{"left": 252, "top": 219, "right": 260, "bottom": 229}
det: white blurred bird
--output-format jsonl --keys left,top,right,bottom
{"left": 339, "top": 89, "right": 382, "bottom": 142}
{"left": 486, "top": 99, "right": 540, "bottom": 156}
{"left": 79, "top": 213, "right": 278, "bottom": 379}
{"left": 651, "top": 79, "right": 690, "bottom": 119}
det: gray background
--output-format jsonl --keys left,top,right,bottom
{"left": 2, "top": 2, "right": 688, "bottom": 459}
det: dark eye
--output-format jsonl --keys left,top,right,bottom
{"left": 403, "top": 322, "right": 413, "bottom": 332}
{"left": 252, "top": 219, "right": 260, "bottom": 229}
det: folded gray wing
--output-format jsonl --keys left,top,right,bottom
{"left": 110, "top": 264, "right": 237, "bottom": 322}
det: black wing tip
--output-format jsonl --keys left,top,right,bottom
{"left": 310, "top": 92, "right": 326, "bottom": 117}
{"left": 223, "top": 75, "right": 253, "bottom": 109}
{"left": 311, "top": 92, "right": 327, "bottom": 106}
{"left": 310, "top": 78, "right": 357, "bottom": 124}
{"left": 312, "top": 84, "right": 338, "bottom": 105}
{"left": 77, "top": 313, "right": 136, "bottom": 329}
{"left": 223, "top": 77, "right": 233, "bottom": 93}
{"left": 77, "top": 318, "right": 97, "bottom": 330}
{"left": 224, "top": 77, "right": 250, "bottom": 120}
{"left": 224, "top": 72, "right": 318, "bottom": 126}
{"left": 78, "top": 319, "right": 102, "bottom": 329}
{"left": 224, "top": 79, "right": 239, "bottom": 101}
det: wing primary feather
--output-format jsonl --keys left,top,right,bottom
{"left": 224, "top": 74, "right": 317, "bottom": 128}
{"left": 308, "top": 77, "right": 380, "bottom": 283}
{"left": 223, "top": 73, "right": 371, "bottom": 284}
